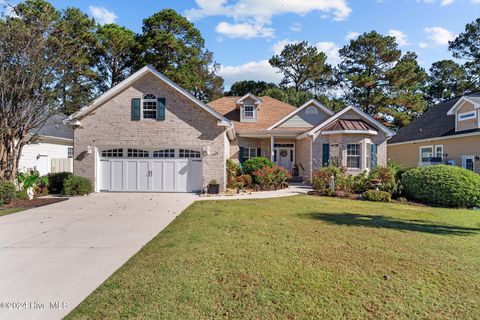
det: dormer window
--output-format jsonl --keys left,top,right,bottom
{"left": 458, "top": 111, "right": 476, "bottom": 121}
{"left": 305, "top": 105, "right": 318, "bottom": 115}
{"left": 243, "top": 105, "right": 255, "bottom": 118}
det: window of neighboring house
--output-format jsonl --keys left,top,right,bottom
{"left": 143, "top": 94, "right": 157, "bottom": 119}
{"left": 243, "top": 105, "right": 255, "bottom": 119}
{"left": 305, "top": 105, "right": 318, "bottom": 115}
{"left": 419, "top": 146, "right": 433, "bottom": 162}
{"left": 463, "top": 156, "right": 475, "bottom": 171}
{"left": 346, "top": 144, "right": 361, "bottom": 169}
{"left": 458, "top": 111, "right": 476, "bottom": 121}
{"left": 68, "top": 147, "right": 74, "bottom": 159}
{"left": 435, "top": 145, "right": 444, "bottom": 160}
{"left": 365, "top": 143, "right": 371, "bottom": 169}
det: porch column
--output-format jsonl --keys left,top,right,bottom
{"left": 270, "top": 136, "right": 274, "bottom": 161}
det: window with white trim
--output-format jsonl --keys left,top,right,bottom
{"left": 244, "top": 147, "right": 257, "bottom": 159}
{"left": 179, "top": 149, "right": 201, "bottom": 158}
{"left": 153, "top": 149, "right": 175, "bottom": 158}
{"left": 102, "top": 149, "right": 123, "bottom": 158}
{"left": 463, "top": 156, "right": 475, "bottom": 171}
{"left": 458, "top": 111, "right": 476, "bottom": 121}
{"left": 143, "top": 94, "right": 157, "bottom": 119}
{"left": 419, "top": 146, "right": 433, "bottom": 162}
{"left": 68, "top": 147, "right": 74, "bottom": 159}
{"left": 346, "top": 144, "right": 361, "bottom": 169}
{"left": 435, "top": 145, "right": 443, "bottom": 160}
{"left": 305, "top": 105, "right": 318, "bottom": 115}
{"left": 127, "top": 148, "right": 149, "bottom": 158}
{"left": 243, "top": 105, "right": 254, "bottom": 118}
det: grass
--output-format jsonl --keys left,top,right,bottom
{"left": 0, "top": 207, "right": 27, "bottom": 217}
{"left": 67, "top": 196, "right": 480, "bottom": 320}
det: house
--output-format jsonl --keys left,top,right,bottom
{"left": 388, "top": 92, "right": 480, "bottom": 173}
{"left": 18, "top": 114, "right": 74, "bottom": 176}
{"left": 66, "top": 65, "right": 392, "bottom": 193}
{"left": 209, "top": 94, "right": 393, "bottom": 183}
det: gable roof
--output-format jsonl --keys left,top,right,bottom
{"left": 32, "top": 114, "right": 73, "bottom": 140}
{"left": 447, "top": 96, "right": 480, "bottom": 115}
{"left": 68, "top": 65, "right": 232, "bottom": 126}
{"left": 389, "top": 92, "right": 480, "bottom": 145}
{"left": 299, "top": 106, "right": 394, "bottom": 139}
{"left": 208, "top": 96, "right": 297, "bottom": 132}
{"left": 236, "top": 93, "right": 262, "bottom": 105}
{"left": 267, "top": 99, "right": 334, "bottom": 130}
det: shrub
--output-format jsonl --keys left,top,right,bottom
{"left": 363, "top": 190, "right": 391, "bottom": 202}
{"left": 402, "top": 165, "right": 480, "bottom": 207}
{"left": 0, "top": 181, "right": 16, "bottom": 205}
{"left": 312, "top": 166, "right": 348, "bottom": 194}
{"left": 351, "top": 171, "right": 369, "bottom": 193}
{"left": 226, "top": 160, "right": 239, "bottom": 189}
{"left": 242, "top": 157, "right": 274, "bottom": 176}
{"left": 240, "top": 174, "right": 252, "bottom": 187}
{"left": 369, "top": 166, "right": 396, "bottom": 194}
{"left": 15, "top": 189, "right": 29, "bottom": 201}
{"left": 63, "top": 175, "right": 93, "bottom": 196}
{"left": 48, "top": 172, "right": 72, "bottom": 194}
{"left": 252, "top": 165, "right": 291, "bottom": 190}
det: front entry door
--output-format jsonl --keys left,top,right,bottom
{"left": 275, "top": 147, "right": 293, "bottom": 170}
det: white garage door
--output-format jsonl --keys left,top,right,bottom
{"left": 99, "top": 148, "right": 203, "bottom": 192}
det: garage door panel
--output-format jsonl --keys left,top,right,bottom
{"left": 177, "top": 160, "right": 188, "bottom": 192}
{"left": 111, "top": 161, "right": 124, "bottom": 191}
{"left": 138, "top": 161, "right": 150, "bottom": 191}
{"left": 163, "top": 161, "right": 176, "bottom": 191}
{"left": 189, "top": 160, "right": 203, "bottom": 192}
{"left": 100, "top": 160, "right": 111, "bottom": 191}
{"left": 152, "top": 161, "right": 164, "bottom": 191}
{"left": 126, "top": 161, "right": 138, "bottom": 191}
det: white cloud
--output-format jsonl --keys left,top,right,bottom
{"left": 215, "top": 22, "right": 274, "bottom": 38}
{"left": 186, "top": 0, "right": 352, "bottom": 37}
{"left": 424, "top": 26, "right": 456, "bottom": 45}
{"left": 89, "top": 6, "right": 117, "bottom": 25}
{"left": 417, "top": 0, "right": 455, "bottom": 5}
{"left": 290, "top": 22, "right": 302, "bottom": 32}
{"left": 218, "top": 60, "right": 282, "bottom": 89}
{"left": 315, "top": 42, "right": 341, "bottom": 65}
{"left": 388, "top": 29, "right": 409, "bottom": 46}
{"left": 272, "top": 39, "right": 341, "bottom": 65}
{"left": 418, "top": 42, "right": 429, "bottom": 48}
{"left": 471, "top": 0, "right": 480, "bottom": 3}
{"left": 345, "top": 31, "right": 360, "bottom": 41}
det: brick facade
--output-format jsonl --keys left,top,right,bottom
{"left": 73, "top": 73, "right": 227, "bottom": 191}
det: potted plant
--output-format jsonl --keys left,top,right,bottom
{"left": 207, "top": 179, "right": 220, "bottom": 194}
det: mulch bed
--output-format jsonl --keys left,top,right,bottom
{"left": 1, "top": 197, "right": 67, "bottom": 209}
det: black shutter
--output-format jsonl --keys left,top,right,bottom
{"left": 239, "top": 147, "right": 244, "bottom": 163}
{"left": 131, "top": 98, "right": 141, "bottom": 121}
{"left": 257, "top": 148, "right": 261, "bottom": 157}
{"left": 156, "top": 98, "right": 166, "bottom": 121}
{"left": 322, "top": 144, "right": 330, "bottom": 166}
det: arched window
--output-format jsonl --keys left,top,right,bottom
{"left": 143, "top": 94, "right": 157, "bottom": 119}
{"left": 305, "top": 105, "right": 318, "bottom": 115}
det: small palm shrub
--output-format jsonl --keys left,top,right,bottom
{"left": 402, "top": 165, "right": 480, "bottom": 207}
{"left": 63, "top": 175, "right": 93, "bottom": 195}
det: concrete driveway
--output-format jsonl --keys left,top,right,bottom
{"left": 0, "top": 193, "right": 197, "bottom": 320}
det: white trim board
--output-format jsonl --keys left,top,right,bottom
{"left": 236, "top": 93, "right": 262, "bottom": 105}
{"left": 388, "top": 131, "right": 480, "bottom": 146}
{"left": 68, "top": 65, "right": 232, "bottom": 127}
{"left": 447, "top": 97, "right": 480, "bottom": 115}
{"left": 267, "top": 99, "right": 334, "bottom": 130}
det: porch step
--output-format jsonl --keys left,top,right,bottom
{"left": 288, "top": 176, "right": 304, "bottom": 183}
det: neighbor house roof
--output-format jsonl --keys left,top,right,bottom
{"left": 208, "top": 96, "right": 297, "bottom": 132}
{"left": 68, "top": 65, "right": 232, "bottom": 127}
{"left": 32, "top": 114, "right": 73, "bottom": 140}
{"left": 389, "top": 92, "right": 480, "bottom": 145}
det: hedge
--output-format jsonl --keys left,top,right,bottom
{"left": 63, "top": 175, "right": 93, "bottom": 195}
{"left": 402, "top": 165, "right": 480, "bottom": 207}
{"left": 0, "top": 181, "right": 16, "bottom": 205}
{"left": 48, "top": 172, "right": 72, "bottom": 194}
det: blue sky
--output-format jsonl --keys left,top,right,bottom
{"left": 47, "top": 0, "right": 480, "bottom": 88}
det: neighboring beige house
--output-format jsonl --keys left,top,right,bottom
{"left": 66, "top": 66, "right": 392, "bottom": 193}
{"left": 209, "top": 93, "right": 393, "bottom": 183}
{"left": 388, "top": 93, "right": 480, "bottom": 173}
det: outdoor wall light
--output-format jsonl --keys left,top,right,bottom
{"left": 203, "top": 146, "right": 211, "bottom": 156}
{"left": 86, "top": 146, "right": 92, "bottom": 154}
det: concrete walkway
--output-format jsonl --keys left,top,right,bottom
{"left": 0, "top": 193, "right": 196, "bottom": 320}
{"left": 201, "top": 183, "right": 312, "bottom": 200}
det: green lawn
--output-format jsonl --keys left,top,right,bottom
{"left": 0, "top": 207, "right": 27, "bottom": 217}
{"left": 67, "top": 196, "right": 480, "bottom": 320}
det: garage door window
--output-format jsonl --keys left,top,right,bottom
{"left": 179, "top": 149, "right": 201, "bottom": 158}
{"left": 102, "top": 149, "right": 123, "bottom": 157}
{"left": 127, "top": 149, "right": 149, "bottom": 158}
{"left": 153, "top": 149, "right": 175, "bottom": 158}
